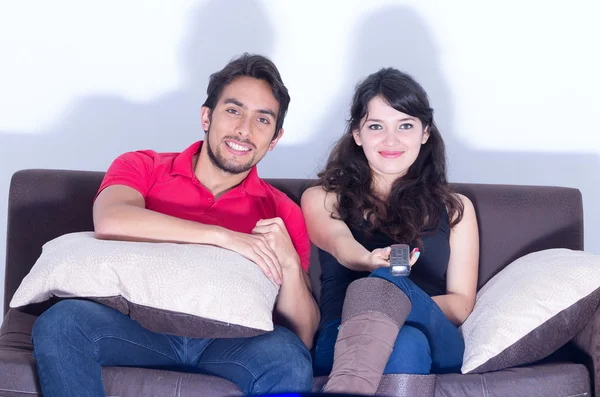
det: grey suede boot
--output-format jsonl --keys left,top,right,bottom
{"left": 323, "top": 277, "right": 412, "bottom": 395}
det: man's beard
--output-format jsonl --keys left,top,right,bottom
{"left": 205, "top": 130, "right": 257, "bottom": 175}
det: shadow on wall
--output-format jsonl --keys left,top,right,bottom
{"left": 1, "top": 1, "right": 599, "bottom": 276}
{"left": 0, "top": 0, "right": 277, "bottom": 305}
{"left": 1, "top": 0, "right": 276, "bottom": 170}
{"left": 265, "top": 5, "right": 600, "bottom": 252}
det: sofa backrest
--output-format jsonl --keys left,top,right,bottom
{"left": 3, "top": 169, "right": 584, "bottom": 314}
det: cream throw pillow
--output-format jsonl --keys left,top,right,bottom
{"left": 460, "top": 248, "right": 600, "bottom": 373}
{"left": 10, "top": 232, "right": 280, "bottom": 338}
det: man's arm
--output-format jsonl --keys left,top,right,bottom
{"left": 276, "top": 266, "right": 320, "bottom": 349}
{"left": 252, "top": 217, "right": 320, "bottom": 349}
{"left": 94, "top": 185, "right": 285, "bottom": 282}
{"left": 94, "top": 185, "right": 227, "bottom": 244}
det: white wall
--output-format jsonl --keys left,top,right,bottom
{"left": 1, "top": 0, "right": 599, "bottom": 308}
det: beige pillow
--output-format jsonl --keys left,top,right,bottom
{"left": 10, "top": 232, "right": 280, "bottom": 338}
{"left": 460, "top": 248, "right": 600, "bottom": 374}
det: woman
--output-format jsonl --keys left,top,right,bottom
{"left": 301, "top": 68, "right": 479, "bottom": 394}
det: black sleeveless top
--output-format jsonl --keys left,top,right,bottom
{"left": 318, "top": 208, "right": 451, "bottom": 330}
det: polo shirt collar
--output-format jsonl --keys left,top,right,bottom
{"left": 170, "top": 141, "right": 201, "bottom": 178}
{"left": 171, "top": 140, "right": 266, "bottom": 197}
{"left": 241, "top": 166, "right": 267, "bottom": 197}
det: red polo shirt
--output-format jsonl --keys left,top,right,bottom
{"left": 97, "top": 141, "right": 311, "bottom": 272}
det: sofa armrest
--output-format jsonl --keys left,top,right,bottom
{"left": 573, "top": 304, "right": 600, "bottom": 397}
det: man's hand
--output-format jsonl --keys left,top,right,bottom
{"left": 220, "top": 229, "right": 283, "bottom": 285}
{"left": 252, "top": 217, "right": 301, "bottom": 273}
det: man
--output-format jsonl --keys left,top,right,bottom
{"left": 31, "top": 53, "right": 319, "bottom": 396}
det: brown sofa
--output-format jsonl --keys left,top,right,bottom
{"left": 0, "top": 169, "right": 597, "bottom": 397}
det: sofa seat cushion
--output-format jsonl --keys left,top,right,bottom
{"left": 310, "top": 366, "right": 589, "bottom": 397}
{"left": 0, "top": 310, "right": 592, "bottom": 397}
{"left": 377, "top": 374, "right": 436, "bottom": 397}
{"left": 0, "top": 349, "right": 39, "bottom": 397}
{"left": 0, "top": 349, "right": 244, "bottom": 397}
{"left": 435, "top": 363, "right": 590, "bottom": 397}
{"left": 103, "top": 368, "right": 243, "bottom": 397}
{"left": 0, "top": 309, "right": 245, "bottom": 397}
{"left": 0, "top": 310, "right": 40, "bottom": 396}
{"left": 0, "top": 347, "right": 592, "bottom": 397}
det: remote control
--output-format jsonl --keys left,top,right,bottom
{"left": 389, "top": 244, "right": 411, "bottom": 276}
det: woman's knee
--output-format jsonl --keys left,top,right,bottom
{"left": 369, "top": 267, "right": 414, "bottom": 293}
{"left": 384, "top": 326, "right": 432, "bottom": 375}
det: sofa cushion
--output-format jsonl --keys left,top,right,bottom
{"left": 0, "top": 308, "right": 36, "bottom": 352}
{"left": 0, "top": 353, "right": 243, "bottom": 397}
{"left": 0, "top": 309, "right": 245, "bottom": 397}
{"left": 435, "top": 363, "right": 590, "bottom": 397}
{"left": 460, "top": 248, "right": 600, "bottom": 374}
{"left": 376, "top": 374, "right": 436, "bottom": 397}
{"left": 9, "top": 232, "right": 280, "bottom": 338}
{"left": 103, "top": 367, "right": 243, "bottom": 397}
{"left": 0, "top": 311, "right": 590, "bottom": 397}
{"left": 0, "top": 349, "right": 40, "bottom": 397}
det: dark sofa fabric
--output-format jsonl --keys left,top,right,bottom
{"left": 1, "top": 169, "right": 593, "bottom": 397}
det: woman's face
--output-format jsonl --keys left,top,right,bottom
{"left": 353, "top": 96, "right": 430, "bottom": 185}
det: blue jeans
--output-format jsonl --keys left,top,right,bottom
{"left": 31, "top": 300, "right": 313, "bottom": 397}
{"left": 314, "top": 268, "right": 464, "bottom": 376}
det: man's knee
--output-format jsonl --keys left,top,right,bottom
{"left": 33, "top": 300, "right": 84, "bottom": 336}
{"left": 271, "top": 326, "right": 312, "bottom": 368}
{"left": 32, "top": 300, "right": 103, "bottom": 353}
{"left": 279, "top": 344, "right": 313, "bottom": 386}
{"left": 261, "top": 327, "right": 313, "bottom": 390}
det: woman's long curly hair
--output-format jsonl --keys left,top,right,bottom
{"left": 318, "top": 68, "right": 463, "bottom": 248}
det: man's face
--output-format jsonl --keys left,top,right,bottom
{"left": 201, "top": 76, "right": 284, "bottom": 174}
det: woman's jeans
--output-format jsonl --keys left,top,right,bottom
{"left": 314, "top": 267, "right": 465, "bottom": 376}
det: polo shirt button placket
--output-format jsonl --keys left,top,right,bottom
{"left": 205, "top": 196, "right": 214, "bottom": 212}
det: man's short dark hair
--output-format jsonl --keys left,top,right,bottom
{"left": 203, "top": 53, "right": 290, "bottom": 137}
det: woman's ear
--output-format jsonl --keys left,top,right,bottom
{"left": 421, "top": 126, "right": 431, "bottom": 144}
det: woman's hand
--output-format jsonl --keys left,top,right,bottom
{"left": 362, "top": 247, "right": 421, "bottom": 271}
{"left": 364, "top": 247, "right": 392, "bottom": 270}
{"left": 409, "top": 248, "right": 420, "bottom": 267}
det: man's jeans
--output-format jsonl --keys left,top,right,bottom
{"left": 314, "top": 268, "right": 465, "bottom": 376}
{"left": 31, "top": 300, "right": 313, "bottom": 397}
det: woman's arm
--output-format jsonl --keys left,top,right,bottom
{"left": 301, "top": 186, "right": 389, "bottom": 272}
{"left": 432, "top": 193, "right": 480, "bottom": 326}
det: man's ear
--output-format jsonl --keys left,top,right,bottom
{"left": 269, "top": 128, "right": 284, "bottom": 151}
{"left": 200, "top": 106, "right": 212, "bottom": 132}
{"left": 352, "top": 129, "right": 362, "bottom": 146}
